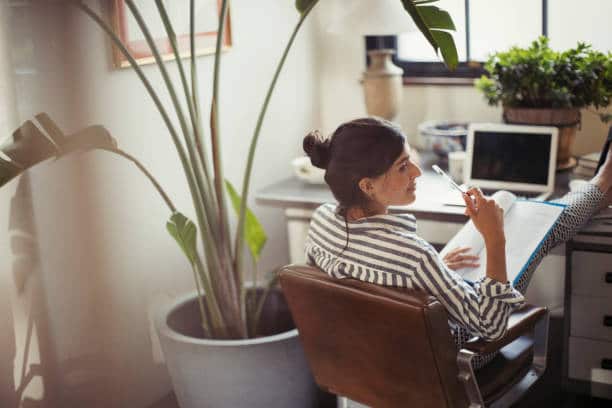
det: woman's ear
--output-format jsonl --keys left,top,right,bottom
{"left": 358, "top": 178, "right": 374, "bottom": 196}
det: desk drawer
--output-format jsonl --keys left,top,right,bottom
{"left": 569, "top": 337, "right": 612, "bottom": 383}
{"left": 571, "top": 251, "right": 612, "bottom": 297}
{"left": 571, "top": 296, "right": 612, "bottom": 341}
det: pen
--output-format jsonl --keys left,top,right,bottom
{"left": 432, "top": 164, "right": 467, "bottom": 195}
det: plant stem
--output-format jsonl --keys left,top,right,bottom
{"left": 194, "top": 253, "right": 227, "bottom": 337}
{"left": 155, "top": 0, "right": 218, "bottom": 231}
{"left": 190, "top": 0, "right": 210, "bottom": 185}
{"left": 125, "top": 0, "right": 241, "bottom": 336}
{"left": 253, "top": 269, "right": 280, "bottom": 338}
{"left": 246, "top": 257, "right": 258, "bottom": 336}
{"left": 190, "top": 263, "right": 210, "bottom": 338}
{"left": 209, "top": 0, "right": 244, "bottom": 335}
{"left": 234, "top": 1, "right": 319, "bottom": 286}
{"left": 75, "top": 1, "right": 227, "bottom": 334}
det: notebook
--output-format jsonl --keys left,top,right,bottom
{"left": 463, "top": 123, "right": 559, "bottom": 200}
{"left": 440, "top": 190, "right": 565, "bottom": 285}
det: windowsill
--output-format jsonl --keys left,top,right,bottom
{"left": 403, "top": 77, "right": 477, "bottom": 86}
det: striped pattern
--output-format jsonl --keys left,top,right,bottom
{"left": 453, "top": 182, "right": 606, "bottom": 368}
{"left": 305, "top": 203, "right": 525, "bottom": 343}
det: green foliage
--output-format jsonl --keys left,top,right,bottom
{"left": 401, "top": 0, "right": 458, "bottom": 69}
{"left": 475, "top": 36, "right": 612, "bottom": 116}
{"left": 0, "top": 114, "right": 117, "bottom": 188}
{"left": 225, "top": 180, "right": 267, "bottom": 262}
{"left": 166, "top": 212, "right": 198, "bottom": 266}
{"left": 1, "top": 0, "right": 460, "bottom": 339}
{"left": 295, "top": 0, "right": 317, "bottom": 13}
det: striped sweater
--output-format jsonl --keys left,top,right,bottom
{"left": 305, "top": 203, "right": 525, "bottom": 341}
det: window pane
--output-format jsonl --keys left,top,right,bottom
{"left": 469, "top": 0, "right": 541, "bottom": 62}
{"left": 398, "top": 0, "right": 466, "bottom": 62}
{"left": 548, "top": 0, "right": 612, "bottom": 52}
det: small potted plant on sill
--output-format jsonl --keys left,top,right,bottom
{"left": 0, "top": 1, "right": 458, "bottom": 407}
{"left": 475, "top": 36, "right": 611, "bottom": 169}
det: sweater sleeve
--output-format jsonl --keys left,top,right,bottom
{"left": 413, "top": 245, "right": 524, "bottom": 340}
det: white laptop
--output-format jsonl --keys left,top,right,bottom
{"left": 463, "top": 123, "right": 558, "bottom": 200}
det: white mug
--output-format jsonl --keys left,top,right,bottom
{"left": 448, "top": 151, "right": 466, "bottom": 183}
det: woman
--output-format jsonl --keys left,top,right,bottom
{"left": 303, "top": 117, "right": 612, "bottom": 369}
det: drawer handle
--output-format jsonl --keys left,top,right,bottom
{"left": 605, "top": 316, "right": 612, "bottom": 327}
{"left": 606, "top": 272, "right": 612, "bottom": 283}
{"left": 603, "top": 359, "right": 612, "bottom": 370}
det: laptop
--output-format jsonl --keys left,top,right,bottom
{"left": 463, "top": 123, "right": 559, "bottom": 200}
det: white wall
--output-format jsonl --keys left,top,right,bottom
{"left": 314, "top": 4, "right": 611, "bottom": 156}
{"left": 1, "top": 1, "right": 319, "bottom": 406}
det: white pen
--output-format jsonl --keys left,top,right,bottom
{"left": 432, "top": 164, "right": 467, "bottom": 195}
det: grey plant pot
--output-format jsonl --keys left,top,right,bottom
{"left": 155, "top": 290, "right": 318, "bottom": 408}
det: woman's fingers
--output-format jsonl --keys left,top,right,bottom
{"left": 447, "top": 246, "right": 472, "bottom": 256}
{"left": 446, "top": 260, "right": 481, "bottom": 270}
{"left": 462, "top": 193, "right": 477, "bottom": 216}
{"left": 460, "top": 254, "right": 480, "bottom": 261}
{"left": 447, "top": 254, "right": 479, "bottom": 263}
{"left": 443, "top": 247, "right": 480, "bottom": 270}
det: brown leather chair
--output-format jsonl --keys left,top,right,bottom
{"left": 279, "top": 264, "right": 549, "bottom": 408}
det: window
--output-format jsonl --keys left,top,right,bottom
{"left": 369, "top": 0, "right": 612, "bottom": 85}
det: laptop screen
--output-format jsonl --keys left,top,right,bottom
{"left": 471, "top": 130, "right": 552, "bottom": 185}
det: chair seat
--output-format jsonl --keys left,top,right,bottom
{"left": 476, "top": 335, "right": 534, "bottom": 405}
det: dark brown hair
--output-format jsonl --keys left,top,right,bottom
{"left": 303, "top": 117, "right": 406, "bottom": 212}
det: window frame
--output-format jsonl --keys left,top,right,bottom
{"left": 370, "top": 0, "right": 549, "bottom": 84}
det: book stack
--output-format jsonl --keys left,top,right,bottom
{"left": 573, "top": 152, "right": 600, "bottom": 178}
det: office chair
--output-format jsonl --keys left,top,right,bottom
{"left": 279, "top": 264, "right": 549, "bottom": 408}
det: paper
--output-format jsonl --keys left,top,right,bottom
{"left": 441, "top": 191, "right": 565, "bottom": 284}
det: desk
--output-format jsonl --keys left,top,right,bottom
{"left": 564, "top": 220, "right": 612, "bottom": 399}
{"left": 256, "top": 162, "right": 612, "bottom": 400}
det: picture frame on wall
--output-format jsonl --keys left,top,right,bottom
{"left": 110, "top": 0, "right": 232, "bottom": 68}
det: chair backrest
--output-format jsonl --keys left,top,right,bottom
{"left": 280, "top": 264, "right": 470, "bottom": 408}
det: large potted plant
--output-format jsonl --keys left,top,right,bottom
{"left": 0, "top": 1, "right": 458, "bottom": 407}
{"left": 475, "top": 36, "right": 611, "bottom": 168}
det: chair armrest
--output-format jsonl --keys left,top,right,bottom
{"left": 463, "top": 304, "right": 548, "bottom": 355}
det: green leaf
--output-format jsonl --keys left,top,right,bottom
{"left": 166, "top": 212, "right": 198, "bottom": 265}
{"left": 400, "top": 0, "right": 458, "bottom": 70}
{"left": 295, "top": 0, "right": 316, "bottom": 14}
{"left": 0, "top": 115, "right": 118, "bottom": 188}
{"left": 431, "top": 30, "right": 458, "bottom": 70}
{"left": 417, "top": 5, "right": 455, "bottom": 30}
{"left": 35, "top": 112, "right": 66, "bottom": 146}
{"left": 0, "top": 156, "right": 21, "bottom": 187}
{"left": 60, "top": 125, "right": 117, "bottom": 154}
{"left": 225, "top": 179, "right": 267, "bottom": 262}
{"left": 400, "top": 0, "right": 438, "bottom": 51}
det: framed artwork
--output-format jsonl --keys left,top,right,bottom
{"left": 110, "top": 0, "right": 232, "bottom": 68}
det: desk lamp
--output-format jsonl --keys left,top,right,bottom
{"left": 326, "top": 0, "right": 418, "bottom": 121}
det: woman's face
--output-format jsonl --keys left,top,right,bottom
{"left": 369, "top": 143, "right": 422, "bottom": 208}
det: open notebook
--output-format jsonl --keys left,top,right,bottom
{"left": 440, "top": 191, "right": 566, "bottom": 285}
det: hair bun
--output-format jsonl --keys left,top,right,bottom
{"left": 303, "top": 130, "right": 330, "bottom": 169}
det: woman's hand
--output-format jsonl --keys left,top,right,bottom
{"left": 462, "top": 188, "right": 505, "bottom": 245}
{"left": 443, "top": 246, "right": 480, "bottom": 270}
{"left": 463, "top": 188, "right": 508, "bottom": 283}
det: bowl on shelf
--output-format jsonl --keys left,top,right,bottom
{"left": 418, "top": 120, "right": 468, "bottom": 158}
{"left": 291, "top": 156, "right": 326, "bottom": 184}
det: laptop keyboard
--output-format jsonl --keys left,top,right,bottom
{"left": 480, "top": 188, "right": 545, "bottom": 199}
